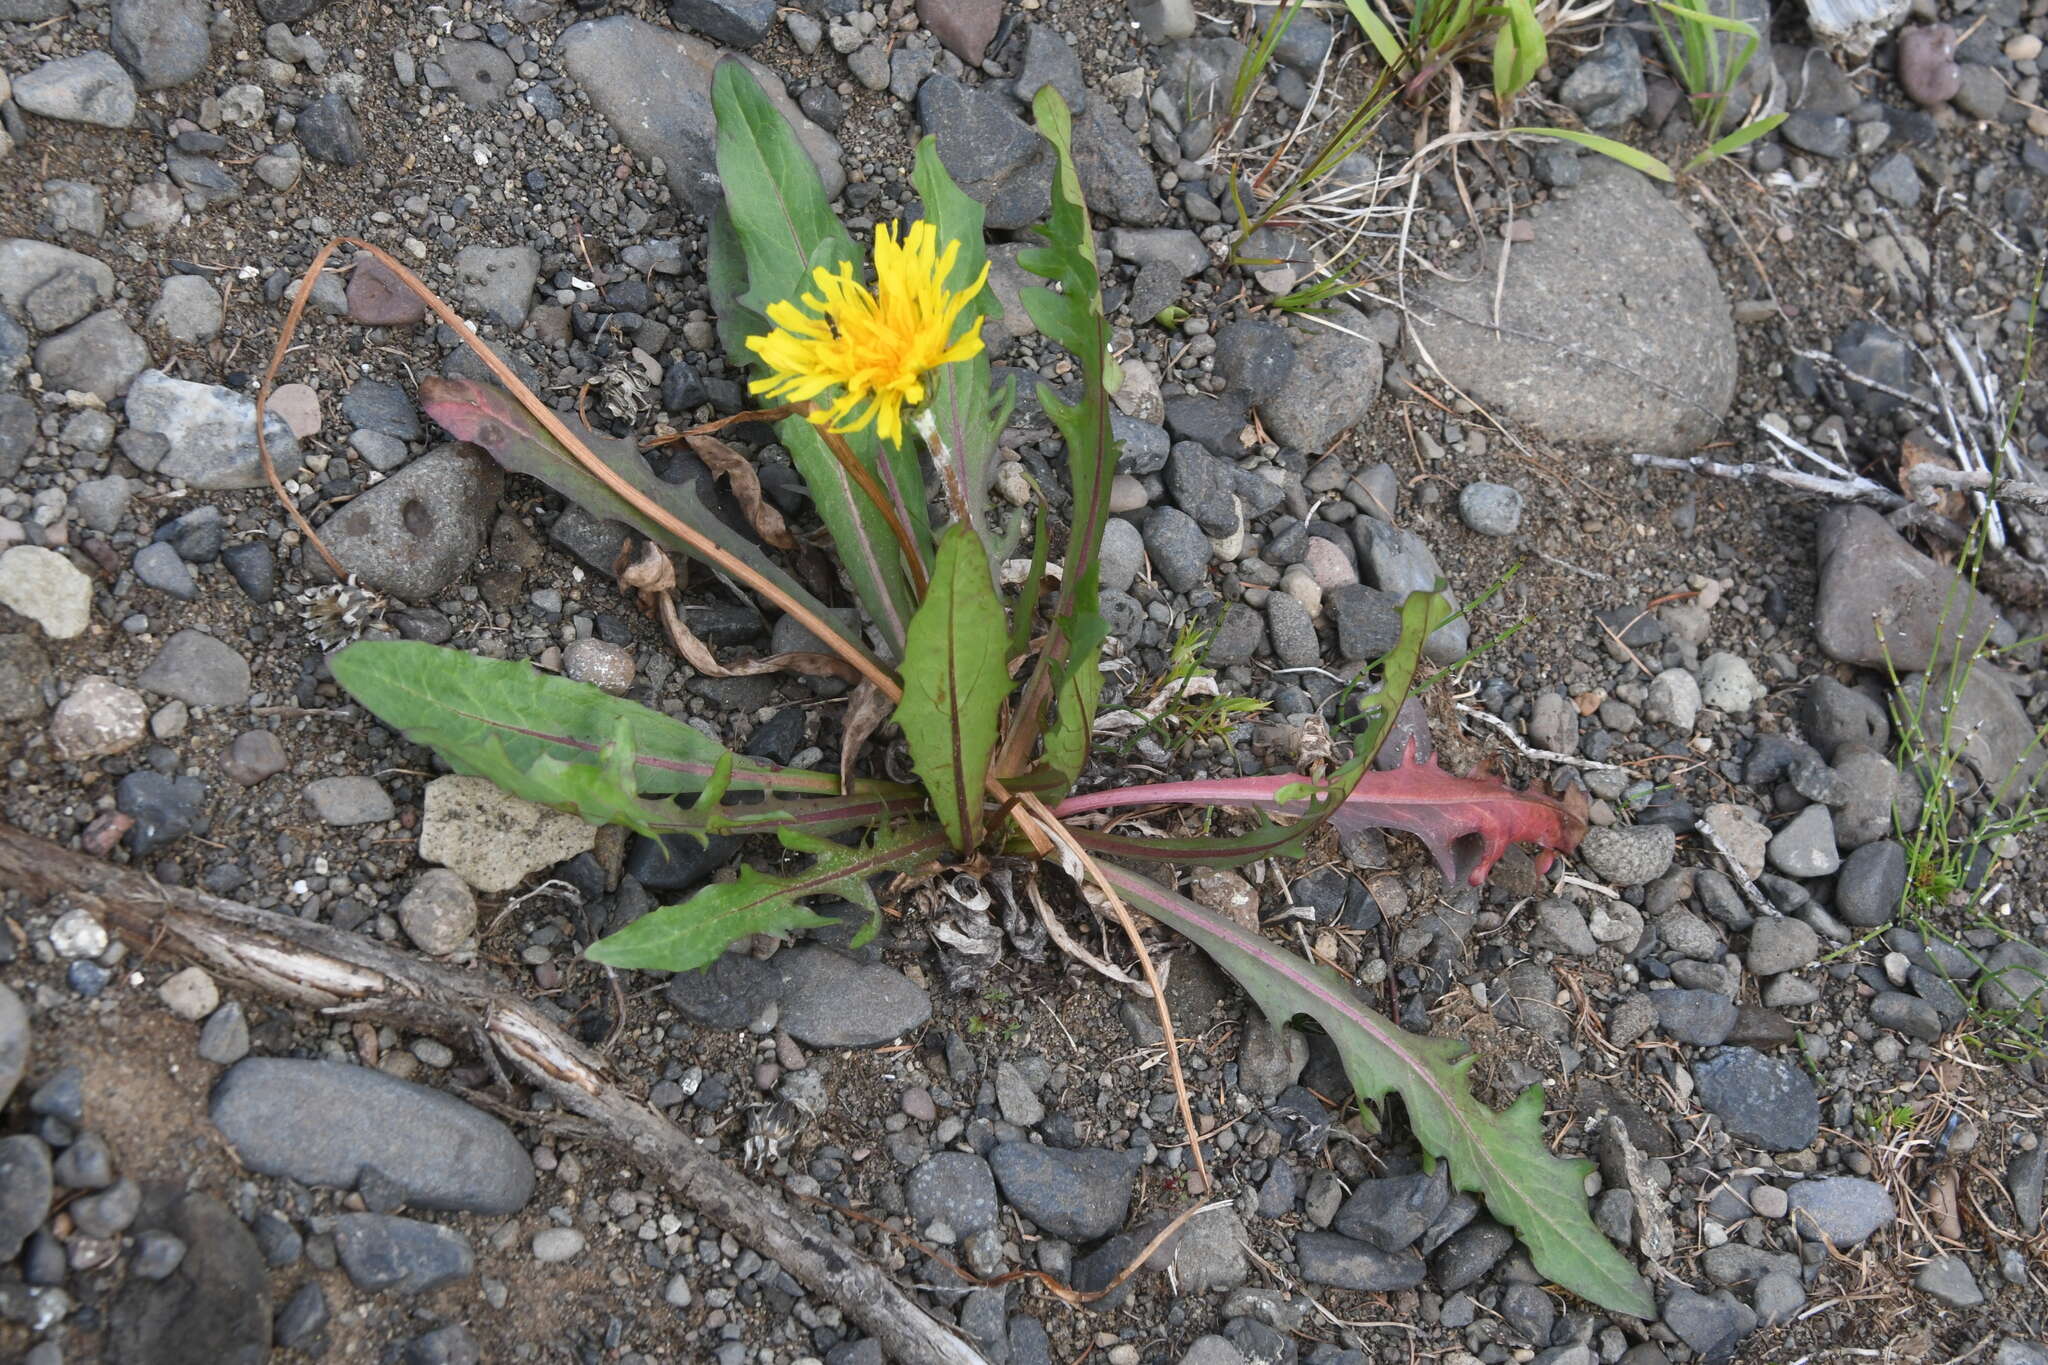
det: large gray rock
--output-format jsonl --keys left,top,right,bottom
{"left": 0, "top": 238, "right": 116, "bottom": 333}
{"left": 557, "top": 17, "right": 843, "bottom": 217}
{"left": 138, "top": 629, "right": 249, "bottom": 708}
{"left": 988, "top": 1141, "right": 1139, "bottom": 1241}
{"left": 35, "top": 311, "right": 150, "bottom": 401}
{"left": 1693, "top": 1048, "right": 1819, "bottom": 1151}
{"left": 774, "top": 945, "right": 932, "bottom": 1046}
{"left": 208, "top": 1058, "right": 535, "bottom": 1214}
{"left": 1071, "top": 99, "right": 1165, "bottom": 227}
{"left": 1351, "top": 518, "right": 1467, "bottom": 663}
{"left": 312, "top": 444, "right": 503, "bottom": 600}
{"left": 110, "top": 0, "right": 211, "bottom": 90}
{"left": 1897, "top": 664, "right": 2045, "bottom": 811}
{"left": 1814, "top": 505, "right": 2014, "bottom": 670}
{"left": 1785, "top": 1176, "right": 1895, "bottom": 1246}
{"left": 0, "top": 1133, "right": 51, "bottom": 1263}
{"left": 0, "top": 984, "right": 26, "bottom": 1112}
{"left": 332, "top": 1213, "right": 475, "bottom": 1294}
{"left": 1403, "top": 160, "right": 1735, "bottom": 453}
{"left": 123, "top": 370, "right": 304, "bottom": 489}
{"left": 13, "top": 51, "right": 138, "bottom": 127}
{"left": 916, "top": 74, "right": 1051, "bottom": 230}
{"left": 1258, "top": 303, "right": 1382, "bottom": 452}
{"left": 453, "top": 246, "right": 540, "bottom": 328}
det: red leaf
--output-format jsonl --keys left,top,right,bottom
{"left": 1054, "top": 741, "right": 1588, "bottom": 886}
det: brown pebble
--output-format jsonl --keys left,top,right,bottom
{"left": 901, "top": 1087, "right": 937, "bottom": 1124}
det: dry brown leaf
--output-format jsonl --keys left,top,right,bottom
{"left": 618, "top": 540, "right": 862, "bottom": 684}
{"left": 688, "top": 432, "right": 797, "bottom": 550}
{"left": 839, "top": 680, "right": 892, "bottom": 796}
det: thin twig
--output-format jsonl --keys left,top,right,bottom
{"left": 1631, "top": 450, "right": 1905, "bottom": 508}
{"left": 1454, "top": 702, "right": 1629, "bottom": 773}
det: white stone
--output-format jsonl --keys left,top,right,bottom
{"left": 50, "top": 677, "right": 147, "bottom": 760}
{"left": 50, "top": 908, "right": 109, "bottom": 959}
{"left": 419, "top": 775, "right": 597, "bottom": 893}
{"left": 0, "top": 546, "right": 93, "bottom": 639}
{"left": 1699, "top": 652, "right": 1766, "bottom": 714}
{"left": 158, "top": 965, "right": 219, "bottom": 1021}
{"left": 532, "top": 1227, "right": 586, "bottom": 1262}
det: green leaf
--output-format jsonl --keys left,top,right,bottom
{"left": 712, "top": 59, "right": 857, "bottom": 321}
{"left": 1349, "top": 589, "right": 1456, "bottom": 766}
{"left": 1008, "top": 503, "right": 1051, "bottom": 663}
{"left": 711, "top": 61, "right": 917, "bottom": 655}
{"left": 998, "top": 88, "right": 1121, "bottom": 783}
{"left": 1681, "top": 112, "right": 1786, "bottom": 171}
{"left": 1038, "top": 608, "right": 1107, "bottom": 796}
{"left": 707, "top": 203, "right": 765, "bottom": 370}
{"left": 330, "top": 640, "right": 852, "bottom": 797}
{"left": 1515, "top": 127, "right": 1675, "bottom": 182}
{"left": 587, "top": 824, "right": 948, "bottom": 971}
{"left": 777, "top": 416, "right": 917, "bottom": 657}
{"left": 895, "top": 524, "right": 1010, "bottom": 852}
{"left": 416, "top": 377, "right": 883, "bottom": 674}
{"left": 1490, "top": 0, "right": 1545, "bottom": 99}
{"left": 912, "top": 134, "right": 1009, "bottom": 545}
{"left": 1100, "top": 864, "right": 1655, "bottom": 1321}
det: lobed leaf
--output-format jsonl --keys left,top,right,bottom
{"left": 996, "top": 88, "right": 1120, "bottom": 791}
{"left": 587, "top": 824, "right": 948, "bottom": 971}
{"left": 1057, "top": 745, "right": 1587, "bottom": 886}
{"left": 895, "top": 525, "right": 1011, "bottom": 852}
{"left": 1100, "top": 863, "right": 1655, "bottom": 1320}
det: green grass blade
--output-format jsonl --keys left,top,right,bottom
{"left": 1341, "top": 0, "right": 1406, "bottom": 66}
{"left": 1102, "top": 864, "right": 1655, "bottom": 1320}
{"left": 1682, "top": 112, "right": 1785, "bottom": 171}
{"left": 895, "top": 524, "right": 1010, "bottom": 851}
{"left": 1515, "top": 127, "right": 1675, "bottom": 181}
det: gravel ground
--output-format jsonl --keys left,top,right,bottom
{"left": 3, "top": 0, "right": 2048, "bottom": 1362}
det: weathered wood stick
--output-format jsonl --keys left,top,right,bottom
{"left": 0, "top": 824, "right": 988, "bottom": 1365}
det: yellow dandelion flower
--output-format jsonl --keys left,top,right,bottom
{"left": 746, "top": 220, "right": 990, "bottom": 447}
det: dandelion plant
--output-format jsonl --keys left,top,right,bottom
{"left": 320, "top": 64, "right": 1654, "bottom": 1319}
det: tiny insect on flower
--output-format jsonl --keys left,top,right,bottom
{"left": 745, "top": 220, "right": 990, "bottom": 447}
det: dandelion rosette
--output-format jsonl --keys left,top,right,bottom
{"left": 746, "top": 220, "right": 989, "bottom": 446}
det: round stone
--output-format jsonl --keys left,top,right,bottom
{"left": 532, "top": 1227, "right": 585, "bottom": 1262}
{"left": 267, "top": 383, "right": 323, "bottom": 438}
{"left": 562, "top": 639, "right": 635, "bottom": 694}
{"left": 1457, "top": 482, "right": 1524, "bottom": 537}
{"left": 50, "top": 677, "right": 148, "bottom": 761}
